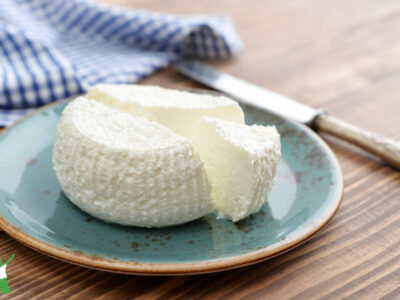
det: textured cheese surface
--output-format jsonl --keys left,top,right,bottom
{"left": 87, "top": 84, "right": 244, "bottom": 137}
{"left": 53, "top": 97, "right": 212, "bottom": 227}
{"left": 192, "top": 117, "right": 281, "bottom": 222}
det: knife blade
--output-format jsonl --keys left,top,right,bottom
{"left": 173, "top": 59, "right": 400, "bottom": 169}
{"left": 173, "top": 59, "right": 323, "bottom": 126}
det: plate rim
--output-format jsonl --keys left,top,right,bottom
{"left": 0, "top": 97, "right": 343, "bottom": 275}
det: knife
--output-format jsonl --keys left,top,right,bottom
{"left": 173, "top": 59, "right": 400, "bottom": 169}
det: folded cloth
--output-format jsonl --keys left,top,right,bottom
{"left": 0, "top": 0, "right": 242, "bottom": 127}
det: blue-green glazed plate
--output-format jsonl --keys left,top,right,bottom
{"left": 0, "top": 98, "right": 343, "bottom": 275}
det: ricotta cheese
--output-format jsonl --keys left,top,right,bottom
{"left": 53, "top": 97, "right": 212, "bottom": 227}
{"left": 87, "top": 84, "right": 244, "bottom": 138}
{"left": 192, "top": 117, "right": 281, "bottom": 222}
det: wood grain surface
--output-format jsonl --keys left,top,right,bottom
{"left": 1, "top": 0, "right": 400, "bottom": 299}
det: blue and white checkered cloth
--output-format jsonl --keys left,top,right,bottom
{"left": 0, "top": 0, "right": 242, "bottom": 127}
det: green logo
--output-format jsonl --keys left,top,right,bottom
{"left": 0, "top": 254, "right": 14, "bottom": 295}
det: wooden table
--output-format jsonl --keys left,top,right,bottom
{"left": 1, "top": 1, "right": 399, "bottom": 299}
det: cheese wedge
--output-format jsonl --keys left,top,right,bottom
{"left": 192, "top": 117, "right": 281, "bottom": 222}
{"left": 87, "top": 84, "right": 244, "bottom": 138}
{"left": 53, "top": 97, "right": 212, "bottom": 227}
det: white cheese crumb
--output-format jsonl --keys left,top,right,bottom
{"left": 192, "top": 116, "right": 281, "bottom": 222}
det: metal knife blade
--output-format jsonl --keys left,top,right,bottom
{"left": 173, "top": 59, "right": 323, "bottom": 125}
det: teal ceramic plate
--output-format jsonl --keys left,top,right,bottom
{"left": 0, "top": 99, "right": 343, "bottom": 275}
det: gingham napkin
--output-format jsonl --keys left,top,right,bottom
{"left": 0, "top": 0, "right": 242, "bottom": 127}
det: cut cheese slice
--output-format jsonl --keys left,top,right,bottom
{"left": 53, "top": 97, "right": 212, "bottom": 227}
{"left": 192, "top": 117, "right": 281, "bottom": 222}
{"left": 87, "top": 84, "right": 244, "bottom": 138}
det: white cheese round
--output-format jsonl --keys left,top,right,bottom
{"left": 192, "top": 117, "right": 281, "bottom": 222}
{"left": 87, "top": 84, "right": 244, "bottom": 138}
{"left": 53, "top": 97, "right": 212, "bottom": 227}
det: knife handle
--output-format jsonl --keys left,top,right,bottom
{"left": 315, "top": 114, "right": 400, "bottom": 169}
